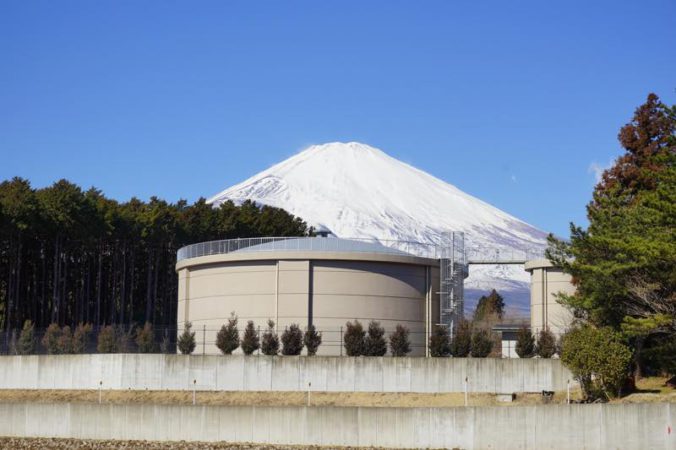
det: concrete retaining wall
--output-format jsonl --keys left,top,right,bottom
{"left": 0, "top": 402, "right": 672, "bottom": 449}
{"left": 0, "top": 354, "right": 574, "bottom": 393}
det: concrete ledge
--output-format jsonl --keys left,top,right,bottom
{"left": 0, "top": 354, "right": 575, "bottom": 393}
{"left": 0, "top": 402, "right": 671, "bottom": 449}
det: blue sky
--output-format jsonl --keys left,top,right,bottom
{"left": 1, "top": 1, "right": 674, "bottom": 237}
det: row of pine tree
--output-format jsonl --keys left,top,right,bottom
{"left": 0, "top": 178, "right": 308, "bottom": 334}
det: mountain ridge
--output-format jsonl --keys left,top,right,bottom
{"left": 209, "top": 142, "right": 547, "bottom": 316}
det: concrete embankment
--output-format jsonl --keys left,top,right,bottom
{"left": 0, "top": 402, "right": 672, "bottom": 449}
{"left": 0, "top": 354, "right": 573, "bottom": 393}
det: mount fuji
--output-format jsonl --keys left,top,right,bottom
{"left": 208, "top": 142, "right": 548, "bottom": 316}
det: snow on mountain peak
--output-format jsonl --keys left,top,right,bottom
{"left": 208, "top": 141, "right": 548, "bottom": 316}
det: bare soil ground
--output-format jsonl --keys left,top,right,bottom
{"left": 0, "top": 389, "right": 579, "bottom": 407}
{"left": 0, "top": 437, "right": 436, "bottom": 450}
{"left": 614, "top": 377, "right": 676, "bottom": 404}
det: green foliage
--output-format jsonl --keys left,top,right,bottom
{"left": 17, "top": 320, "right": 35, "bottom": 355}
{"left": 177, "top": 322, "right": 196, "bottom": 355}
{"left": 72, "top": 323, "right": 93, "bottom": 354}
{"left": 303, "top": 325, "right": 322, "bottom": 356}
{"left": 547, "top": 94, "right": 675, "bottom": 375}
{"left": 240, "top": 321, "right": 260, "bottom": 355}
{"left": 470, "top": 329, "right": 493, "bottom": 358}
{"left": 364, "top": 321, "right": 387, "bottom": 356}
{"left": 450, "top": 320, "right": 472, "bottom": 357}
{"left": 429, "top": 324, "right": 451, "bottom": 357}
{"left": 261, "top": 320, "right": 279, "bottom": 356}
{"left": 536, "top": 329, "right": 557, "bottom": 358}
{"left": 389, "top": 324, "right": 411, "bottom": 357}
{"left": 42, "top": 323, "right": 62, "bottom": 354}
{"left": 281, "top": 324, "right": 304, "bottom": 356}
{"left": 561, "top": 326, "right": 632, "bottom": 400}
{"left": 216, "top": 313, "right": 240, "bottom": 355}
{"left": 343, "top": 320, "right": 365, "bottom": 356}
{"left": 0, "top": 176, "right": 308, "bottom": 333}
{"left": 473, "top": 289, "right": 505, "bottom": 322}
{"left": 515, "top": 327, "right": 535, "bottom": 358}
{"left": 57, "top": 326, "right": 74, "bottom": 354}
{"left": 96, "top": 325, "right": 117, "bottom": 353}
{"left": 135, "top": 322, "right": 156, "bottom": 353}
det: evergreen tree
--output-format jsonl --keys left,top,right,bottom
{"left": 177, "top": 321, "right": 196, "bottom": 355}
{"left": 536, "top": 329, "right": 557, "bottom": 358}
{"left": 240, "top": 320, "right": 260, "bottom": 355}
{"left": 343, "top": 320, "right": 365, "bottom": 356}
{"left": 389, "top": 324, "right": 411, "bottom": 357}
{"left": 135, "top": 322, "right": 156, "bottom": 353}
{"left": 515, "top": 326, "right": 535, "bottom": 358}
{"left": 364, "top": 320, "right": 387, "bottom": 356}
{"left": 473, "top": 289, "right": 505, "bottom": 322}
{"left": 303, "top": 324, "right": 322, "bottom": 356}
{"left": 261, "top": 319, "right": 279, "bottom": 355}
{"left": 42, "top": 323, "right": 62, "bottom": 354}
{"left": 57, "top": 325, "right": 73, "bottom": 354}
{"left": 429, "top": 324, "right": 451, "bottom": 357}
{"left": 216, "top": 313, "right": 240, "bottom": 355}
{"left": 72, "top": 323, "right": 93, "bottom": 354}
{"left": 97, "top": 325, "right": 117, "bottom": 353}
{"left": 17, "top": 320, "right": 35, "bottom": 355}
{"left": 547, "top": 93, "right": 675, "bottom": 373}
{"left": 470, "top": 329, "right": 493, "bottom": 357}
{"left": 281, "top": 324, "right": 304, "bottom": 355}
{"left": 450, "top": 320, "right": 472, "bottom": 357}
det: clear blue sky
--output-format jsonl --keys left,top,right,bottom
{"left": 1, "top": 1, "right": 674, "bottom": 237}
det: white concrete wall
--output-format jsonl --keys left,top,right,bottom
{"left": 0, "top": 354, "right": 573, "bottom": 393}
{"left": 0, "top": 402, "right": 671, "bottom": 449}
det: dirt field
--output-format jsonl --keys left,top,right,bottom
{"left": 0, "top": 388, "right": 579, "bottom": 407}
{"left": 0, "top": 437, "right": 434, "bottom": 450}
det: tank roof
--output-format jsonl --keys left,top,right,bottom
{"left": 232, "top": 237, "right": 413, "bottom": 256}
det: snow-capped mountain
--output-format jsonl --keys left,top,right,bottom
{"left": 208, "top": 142, "right": 548, "bottom": 316}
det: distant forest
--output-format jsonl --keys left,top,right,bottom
{"left": 0, "top": 178, "right": 308, "bottom": 331}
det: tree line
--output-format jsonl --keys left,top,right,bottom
{"left": 0, "top": 178, "right": 308, "bottom": 336}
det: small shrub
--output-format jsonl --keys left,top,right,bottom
{"left": 561, "top": 326, "right": 632, "bottom": 400}
{"left": 389, "top": 324, "right": 411, "bottom": 357}
{"left": 116, "top": 325, "right": 133, "bottom": 353}
{"left": 429, "top": 324, "right": 451, "bottom": 357}
{"left": 42, "top": 323, "right": 62, "bottom": 354}
{"left": 177, "top": 322, "right": 196, "bottom": 355}
{"left": 281, "top": 324, "right": 304, "bottom": 355}
{"left": 57, "top": 326, "right": 73, "bottom": 354}
{"left": 8, "top": 329, "right": 18, "bottom": 355}
{"left": 536, "top": 329, "right": 557, "bottom": 358}
{"left": 160, "top": 328, "right": 171, "bottom": 354}
{"left": 450, "top": 320, "right": 471, "bottom": 357}
{"left": 97, "top": 325, "right": 117, "bottom": 353}
{"left": 470, "top": 329, "right": 493, "bottom": 358}
{"left": 216, "top": 313, "right": 240, "bottom": 355}
{"left": 17, "top": 320, "right": 35, "bottom": 355}
{"left": 303, "top": 324, "right": 322, "bottom": 356}
{"left": 240, "top": 321, "right": 260, "bottom": 355}
{"left": 72, "top": 323, "right": 93, "bottom": 353}
{"left": 343, "top": 320, "right": 366, "bottom": 356}
{"left": 135, "top": 322, "right": 156, "bottom": 353}
{"left": 515, "top": 326, "right": 535, "bottom": 358}
{"left": 364, "top": 321, "right": 387, "bottom": 356}
{"left": 261, "top": 320, "right": 279, "bottom": 355}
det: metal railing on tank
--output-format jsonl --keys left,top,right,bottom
{"left": 176, "top": 236, "right": 443, "bottom": 261}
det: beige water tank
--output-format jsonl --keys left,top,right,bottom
{"left": 176, "top": 238, "right": 440, "bottom": 356}
{"left": 524, "top": 259, "right": 575, "bottom": 337}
